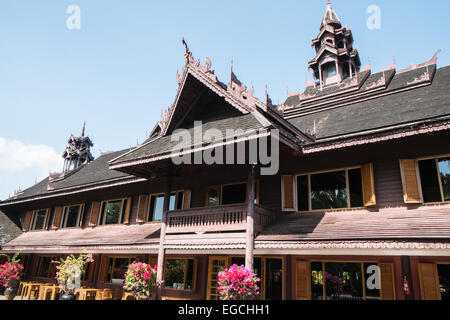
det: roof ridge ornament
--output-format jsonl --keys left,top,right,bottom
{"left": 397, "top": 49, "right": 441, "bottom": 74}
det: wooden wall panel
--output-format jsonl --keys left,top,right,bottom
{"left": 418, "top": 263, "right": 441, "bottom": 300}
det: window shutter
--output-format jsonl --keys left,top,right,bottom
{"left": 380, "top": 263, "right": 396, "bottom": 300}
{"left": 418, "top": 263, "right": 441, "bottom": 300}
{"left": 78, "top": 204, "right": 85, "bottom": 227}
{"left": 89, "top": 201, "right": 102, "bottom": 227}
{"left": 51, "top": 207, "right": 64, "bottom": 230}
{"left": 122, "top": 197, "right": 133, "bottom": 224}
{"left": 282, "top": 175, "right": 296, "bottom": 211}
{"left": 399, "top": 159, "right": 423, "bottom": 203}
{"left": 45, "top": 209, "right": 52, "bottom": 230}
{"left": 361, "top": 163, "right": 377, "bottom": 207}
{"left": 183, "top": 190, "right": 192, "bottom": 209}
{"left": 22, "top": 211, "right": 33, "bottom": 231}
{"left": 137, "top": 195, "right": 150, "bottom": 223}
{"left": 98, "top": 255, "right": 110, "bottom": 283}
{"left": 296, "top": 261, "right": 311, "bottom": 300}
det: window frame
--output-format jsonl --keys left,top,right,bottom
{"left": 308, "top": 259, "right": 384, "bottom": 301}
{"left": 147, "top": 190, "right": 185, "bottom": 222}
{"left": 295, "top": 166, "right": 365, "bottom": 212}
{"left": 35, "top": 256, "right": 57, "bottom": 279}
{"left": 417, "top": 155, "right": 450, "bottom": 204}
{"left": 98, "top": 198, "right": 127, "bottom": 226}
{"left": 102, "top": 256, "right": 138, "bottom": 284}
{"left": 206, "top": 181, "right": 260, "bottom": 207}
{"left": 163, "top": 257, "right": 198, "bottom": 292}
{"left": 60, "top": 204, "right": 84, "bottom": 229}
{"left": 30, "top": 209, "right": 49, "bottom": 231}
{"left": 219, "top": 255, "right": 285, "bottom": 300}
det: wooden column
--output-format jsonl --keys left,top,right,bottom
{"left": 156, "top": 165, "right": 173, "bottom": 300}
{"left": 401, "top": 256, "right": 415, "bottom": 300}
{"left": 319, "top": 65, "right": 323, "bottom": 90}
{"left": 245, "top": 165, "right": 256, "bottom": 271}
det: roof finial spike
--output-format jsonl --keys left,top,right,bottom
{"left": 81, "top": 122, "right": 86, "bottom": 137}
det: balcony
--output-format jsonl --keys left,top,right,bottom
{"left": 165, "top": 203, "right": 276, "bottom": 234}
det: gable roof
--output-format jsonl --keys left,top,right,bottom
{"left": 0, "top": 149, "right": 137, "bottom": 205}
{"left": 110, "top": 48, "right": 313, "bottom": 172}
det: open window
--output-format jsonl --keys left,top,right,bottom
{"left": 30, "top": 209, "right": 50, "bottom": 231}
{"left": 55, "top": 204, "right": 84, "bottom": 229}
{"left": 147, "top": 191, "right": 185, "bottom": 222}
{"left": 294, "top": 165, "right": 375, "bottom": 212}
{"left": 97, "top": 198, "right": 131, "bottom": 226}
{"left": 206, "top": 182, "right": 260, "bottom": 207}
{"left": 418, "top": 157, "right": 450, "bottom": 203}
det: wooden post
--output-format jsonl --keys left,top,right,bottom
{"left": 319, "top": 64, "right": 323, "bottom": 89}
{"left": 245, "top": 165, "right": 256, "bottom": 271}
{"left": 156, "top": 165, "right": 172, "bottom": 300}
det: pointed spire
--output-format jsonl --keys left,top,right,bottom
{"left": 81, "top": 122, "right": 86, "bottom": 137}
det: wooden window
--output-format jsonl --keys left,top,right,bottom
{"left": 30, "top": 209, "right": 49, "bottom": 231}
{"left": 35, "top": 256, "right": 56, "bottom": 278}
{"left": 97, "top": 198, "right": 129, "bottom": 226}
{"left": 296, "top": 261, "right": 311, "bottom": 300}
{"left": 137, "top": 194, "right": 150, "bottom": 223}
{"left": 183, "top": 190, "right": 192, "bottom": 209}
{"left": 59, "top": 204, "right": 84, "bottom": 229}
{"left": 379, "top": 263, "right": 396, "bottom": 300}
{"left": 206, "top": 182, "right": 259, "bottom": 207}
{"left": 51, "top": 207, "right": 64, "bottom": 230}
{"left": 89, "top": 201, "right": 102, "bottom": 227}
{"left": 418, "top": 262, "right": 441, "bottom": 300}
{"left": 361, "top": 163, "right": 376, "bottom": 207}
{"left": 221, "top": 183, "right": 247, "bottom": 205}
{"left": 101, "top": 256, "right": 138, "bottom": 285}
{"left": 207, "top": 256, "right": 284, "bottom": 301}
{"left": 305, "top": 261, "right": 393, "bottom": 301}
{"left": 147, "top": 191, "right": 182, "bottom": 222}
{"left": 282, "top": 175, "right": 296, "bottom": 211}
{"left": 206, "top": 186, "right": 221, "bottom": 207}
{"left": 81, "top": 260, "right": 95, "bottom": 282}
{"left": 295, "top": 166, "right": 369, "bottom": 212}
{"left": 22, "top": 211, "right": 33, "bottom": 231}
{"left": 400, "top": 159, "right": 423, "bottom": 203}
{"left": 163, "top": 258, "right": 197, "bottom": 291}
{"left": 417, "top": 156, "right": 450, "bottom": 203}
{"left": 437, "top": 264, "right": 450, "bottom": 301}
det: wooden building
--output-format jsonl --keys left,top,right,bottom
{"left": 1, "top": 2, "right": 450, "bottom": 300}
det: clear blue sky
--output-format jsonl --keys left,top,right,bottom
{"left": 0, "top": 0, "right": 449, "bottom": 200}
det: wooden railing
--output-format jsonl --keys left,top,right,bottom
{"left": 165, "top": 203, "right": 276, "bottom": 234}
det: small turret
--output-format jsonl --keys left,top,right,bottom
{"left": 62, "top": 122, "right": 94, "bottom": 173}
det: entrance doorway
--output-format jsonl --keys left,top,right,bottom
{"left": 206, "top": 256, "right": 284, "bottom": 300}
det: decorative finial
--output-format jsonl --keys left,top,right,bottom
{"left": 230, "top": 58, "right": 234, "bottom": 82}
{"left": 182, "top": 37, "right": 190, "bottom": 55}
{"left": 81, "top": 122, "right": 86, "bottom": 137}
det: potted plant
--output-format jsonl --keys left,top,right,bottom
{"left": 217, "top": 264, "right": 260, "bottom": 300}
{"left": 0, "top": 253, "right": 24, "bottom": 300}
{"left": 123, "top": 262, "right": 159, "bottom": 300}
{"left": 54, "top": 254, "right": 94, "bottom": 300}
